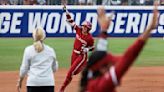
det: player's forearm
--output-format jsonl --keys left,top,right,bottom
{"left": 17, "top": 76, "right": 24, "bottom": 89}
{"left": 17, "top": 77, "right": 24, "bottom": 83}
{"left": 139, "top": 26, "right": 153, "bottom": 42}
{"left": 115, "top": 38, "right": 145, "bottom": 81}
{"left": 66, "top": 12, "right": 71, "bottom": 20}
{"left": 63, "top": 7, "right": 75, "bottom": 25}
{"left": 65, "top": 13, "right": 76, "bottom": 28}
{"left": 139, "top": 3, "right": 158, "bottom": 42}
{"left": 63, "top": 7, "right": 73, "bottom": 23}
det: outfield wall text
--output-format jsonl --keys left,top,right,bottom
{"left": 0, "top": 6, "right": 164, "bottom": 37}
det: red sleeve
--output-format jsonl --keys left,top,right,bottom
{"left": 91, "top": 38, "right": 145, "bottom": 92}
{"left": 66, "top": 13, "right": 75, "bottom": 27}
{"left": 66, "top": 13, "right": 81, "bottom": 34}
{"left": 108, "top": 53, "right": 122, "bottom": 64}
{"left": 115, "top": 38, "right": 145, "bottom": 82}
{"left": 74, "top": 25, "right": 81, "bottom": 35}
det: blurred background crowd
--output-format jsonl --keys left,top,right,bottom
{"left": 0, "top": 0, "right": 164, "bottom": 5}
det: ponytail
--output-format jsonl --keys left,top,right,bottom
{"left": 33, "top": 41, "right": 43, "bottom": 53}
{"left": 32, "top": 27, "right": 46, "bottom": 53}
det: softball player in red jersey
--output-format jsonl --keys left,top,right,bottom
{"left": 59, "top": 5, "right": 94, "bottom": 92}
{"left": 79, "top": 3, "right": 159, "bottom": 92}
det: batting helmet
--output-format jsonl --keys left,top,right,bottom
{"left": 81, "top": 21, "right": 92, "bottom": 31}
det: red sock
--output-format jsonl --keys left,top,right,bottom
{"left": 59, "top": 76, "right": 72, "bottom": 92}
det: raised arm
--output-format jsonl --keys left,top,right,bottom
{"left": 115, "top": 2, "right": 159, "bottom": 80}
{"left": 115, "top": 2, "right": 159, "bottom": 81}
{"left": 139, "top": 3, "right": 158, "bottom": 41}
{"left": 96, "top": 7, "right": 121, "bottom": 64}
{"left": 95, "top": 4, "right": 159, "bottom": 91}
{"left": 96, "top": 7, "right": 112, "bottom": 51}
{"left": 63, "top": 5, "right": 79, "bottom": 30}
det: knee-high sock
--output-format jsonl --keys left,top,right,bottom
{"left": 59, "top": 74, "right": 72, "bottom": 92}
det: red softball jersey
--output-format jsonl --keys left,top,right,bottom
{"left": 66, "top": 12, "right": 94, "bottom": 53}
{"left": 86, "top": 38, "right": 145, "bottom": 92}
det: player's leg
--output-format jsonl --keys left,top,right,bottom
{"left": 59, "top": 54, "right": 86, "bottom": 92}
{"left": 73, "top": 60, "right": 87, "bottom": 75}
{"left": 73, "top": 54, "right": 87, "bottom": 75}
{"left": 67, "top": 54, "right": 87, "bottom": 76}
{"left": 71, "top": 52, "right": 78, "bottom": 65}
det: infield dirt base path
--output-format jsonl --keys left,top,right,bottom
{"left": 0, "top": 67, "right": 164, "bottom": 92}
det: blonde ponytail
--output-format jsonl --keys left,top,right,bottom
{"left": 32, "top": 27, "right": 46, "bottom": 53}
{"left": 33, "top": 41, "right": 44, "bottom": 53}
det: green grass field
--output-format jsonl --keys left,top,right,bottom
{"left": 0, "top": 38, "right": 164, "bottom": 71}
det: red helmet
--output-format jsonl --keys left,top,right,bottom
{"left": 81, "top": 21, "right": 92, "bottom": 31}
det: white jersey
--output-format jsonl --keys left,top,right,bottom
{"left": 19, "top": 44, "right": 58, "bottom": 86}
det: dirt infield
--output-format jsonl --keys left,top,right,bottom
{"left": 0, "top": 67, "right": 164, "bottom": 92}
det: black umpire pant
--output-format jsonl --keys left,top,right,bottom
{"left": 27, "top": 86, "right": 54, "bottom": 92}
